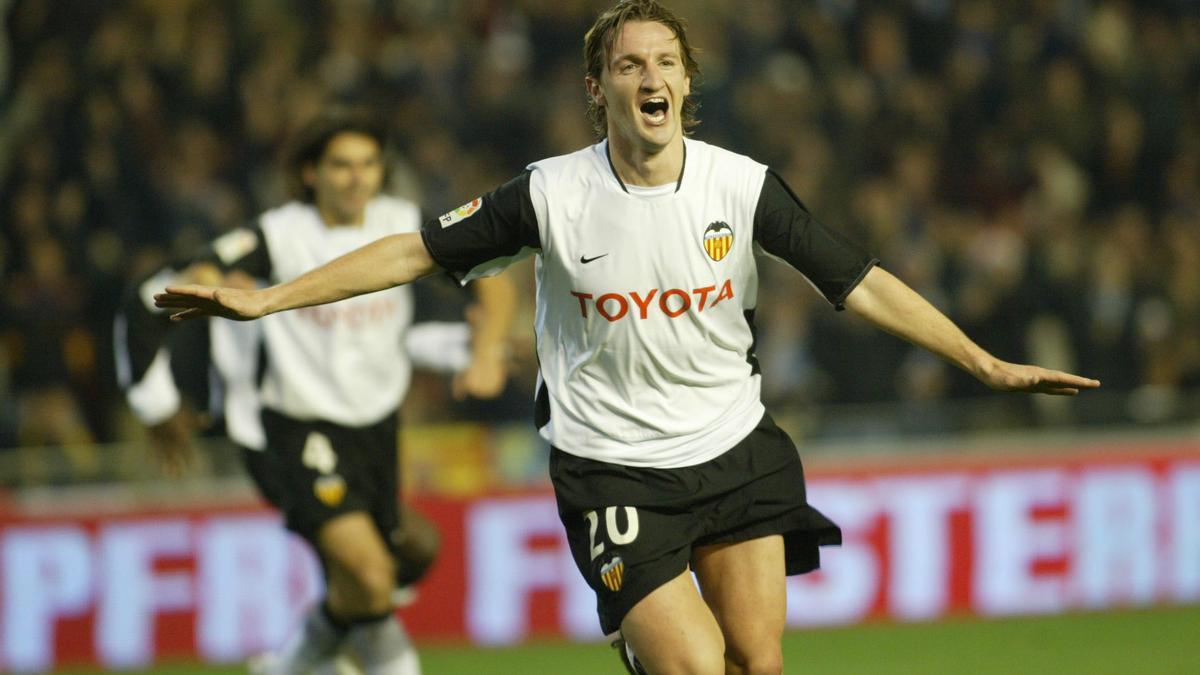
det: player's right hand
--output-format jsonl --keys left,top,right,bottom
{"left": 154, "top": 285, "right": 267, "bottom": 321}
{"left": 147, "top": 406, "right": 207, "bottom": 477}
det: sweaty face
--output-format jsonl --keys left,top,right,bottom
{"left": 304, "top": 132, "right": 384, "bottom": 224}
{"left": 591, "top": 21, "right": 691, "bottom": 153}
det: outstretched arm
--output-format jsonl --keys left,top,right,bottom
{"left": 844, "top": 266, "right": 1100, "bottom": 395}
{"left": 155, "top": 232, "right": 437, "bottom": 321}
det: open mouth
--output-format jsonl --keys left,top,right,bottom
{"left": 639, "top": 97, "right": 669, "bottom": 125}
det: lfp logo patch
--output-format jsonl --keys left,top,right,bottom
{"left": 439, "top": 197, "right": 483, "bottom": 228}
{"left": 703, "top": 222, "right": 733, "bottom": 261}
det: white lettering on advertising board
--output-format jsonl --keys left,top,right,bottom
{"left": 973, "top": 470, "right": 1070, "bottom": 615}
{"left": 787, "top": 482, "right": 880, "bottom": 626}
{"left": 1, "top": 527, "right": 93, "bottom": 672}
{"left": 96, "top": 520, "right": 193, "bottom": 667}
{"left": 1, "top": 458, "right": 1199, "bottom": 669}
{"left": 464, "top": 497, "right": 598, "bottom": 644}
{"left": 1170, "top": 465, "right": 1200, "bottom": 601}
{"left": 1074, "top": 469, "right": 1157, "bottom": 607}
{"left": 196, "top": 516, "right": 320, "bottom": 660}
{"left": 878, "top": 475, "right": 968, "bottom": 620}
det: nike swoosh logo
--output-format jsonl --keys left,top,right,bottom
{"left": 580, "top": 254, "right": 608, "bottom": 264}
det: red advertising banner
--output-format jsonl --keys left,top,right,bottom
{"left": 1, "top": 443, "right": 1198, "bottom": 670}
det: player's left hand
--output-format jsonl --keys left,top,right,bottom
{"left": 452, "top": 348, "right": 508, "bottom": 400}
{"left": 147, "top": 405, "right": 209, "bottom": 477}
{"left": 977, "top": 360, "right": 1101, "bottom": 395}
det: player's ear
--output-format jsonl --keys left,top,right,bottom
{"left": 585, "top": 75, "right": 605, "bottom": 108}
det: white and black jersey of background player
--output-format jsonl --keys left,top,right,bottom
{"left": 420, "top": 135, "right": 878, "bottom": 635}
{"left": 114, "top": 194, "right": 471, "bottom": 588}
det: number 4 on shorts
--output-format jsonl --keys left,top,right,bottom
{"left": 584, "top": 507, "right": 639, "bottom": 561}
{"left": 302, "top": 431, "right": 338, "bottom": 474}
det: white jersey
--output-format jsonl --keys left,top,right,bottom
{"left": 117, "top": 196, "right": 427, "bottom": 430}
{"left": 255, "top": 198, "right": 418, "bottom": 424}
{"left": 209, "top": 317, "right": 471, "bottom": 450}
{"left": 423, "top": 139, "right": 876, "bottom": 468}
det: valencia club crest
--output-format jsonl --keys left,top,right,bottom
{"left": 703, "top": 222, "right": 733, "bottom": 261}
{"left": 600, "top": 556, "right": 625, "bottom": 592}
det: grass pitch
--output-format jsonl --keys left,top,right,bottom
{"left": 56, "top": 604, "right": 1198, "bottom": 674}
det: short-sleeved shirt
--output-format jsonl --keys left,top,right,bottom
{"left": 250, "top": 198, "right": 420, "bottom": 425}
{"left": 117, "top": 196, "right": 422, "bottom": 431}
{"left": 422, "top": 139, "right": 876, "bottom": 468}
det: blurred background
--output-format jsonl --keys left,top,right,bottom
{"left": 0, "top": 0, "right": 1198, "bottom": 673}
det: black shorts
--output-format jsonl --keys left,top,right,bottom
{"left": 246, "top": 407, "right": 401, "bottom": 546}
{"left": 551, "top": 412, "right": 841, "bottom": 634}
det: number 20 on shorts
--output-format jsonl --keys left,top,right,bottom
{"left": 585, "top": 507, "right": 640, "bottom": 561}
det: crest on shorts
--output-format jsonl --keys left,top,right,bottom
{"left": 314, "top": 474, "right": 347, "bottom": 507}
{"left": 600, "top": 555, "right": 625, "bottom": 592}
{"left": 702, "top": 221, "right": 733, "bottom": 261}
{"left": 439, "top": 197, "right": 483, "bottom": 228}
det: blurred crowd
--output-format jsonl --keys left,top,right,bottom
{"left": 1, "top": 0, "right": 1198, "bottom": 451}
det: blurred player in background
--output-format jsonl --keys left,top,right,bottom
{"left": 116, "top": 109, "right": 516, "bottom": 675}
{"left": 153, "top": 2, "right": 1099, "bottom": 674}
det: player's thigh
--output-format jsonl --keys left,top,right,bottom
{"left": 621, "top": 568, "right": 725, "bottom": 675}
{"left": 317, "top": 511, "right": 396, "bottom": 600}
{"left": 692, "top": 534, "right": 786, "bottom": 672}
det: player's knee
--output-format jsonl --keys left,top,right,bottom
{"left": 359, "top": 562, "right": 398, "bottom": 615}
{"left": 689, "top": 650, "right": 728, "bottom": 675}
{"left": 665, "top": 651, "right": 725, "bottom": 675}
{"left": 725, "top": 644, "right": 783, "bottom": 675}
{"left": 392, "top": 509, "right": 441, "bottom": 586}
{"left": 646, "top": 639, "right": 725, "bottom": 675}
{"left": 339, "top": 556, "right": 396, "bottom": 615}
{"left": 393, "top": 544, "right": 436, "bottom": 587}
{"left": 393, "top": 527, "right": 440, "bottom": 586}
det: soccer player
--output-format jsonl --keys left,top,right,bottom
{"left": 154, "top": 3, "right": 1100, "bottom": 674}
{"left": 119, "top": 109, "right": 516, "bottom": 675}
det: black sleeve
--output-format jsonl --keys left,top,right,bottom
{"left": 182, "top": 225, "right": 273, "bottom": 280}
{"left": 116, "top": 269, "right": 173, "bottom": 386}
{"left": 420, "top": 171, "right": 539, "bottom": 280}
{"left": 117, "top": 224, "right": 271, "bottom": 387}
{"left": 753, "top": 169, "right": 878, "bottom": 310}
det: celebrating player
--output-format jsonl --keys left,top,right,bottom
{"left": 119, "top": 109, "right": 515, "bottom": 675}
{"left": 154, "top": 3, "right": 1099, "bottom": 674}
